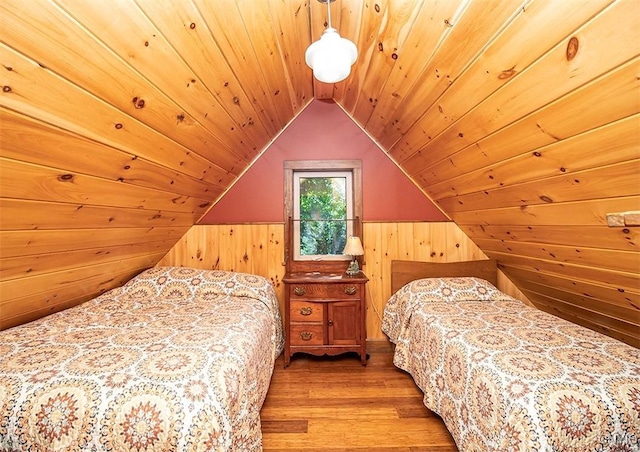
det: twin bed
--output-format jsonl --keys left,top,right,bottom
{"left": 1, "top": 261, "right": 638, "bottom": 451}
{"left": 382, "top": 259, "right": 639, "bottom": 451}
{"left": 0, "top": 266, "right": 283, "bottom": 451}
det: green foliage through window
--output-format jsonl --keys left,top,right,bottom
{"left": 299, "top": 176, "right": 347, "bottom": 255}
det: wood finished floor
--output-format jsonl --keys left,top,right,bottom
{"left": 260, "top": 341, "right": 458, "bottom": 451}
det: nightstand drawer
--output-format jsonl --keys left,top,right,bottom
{"left": 290, "top": 324, "right": 324, "bottom": 345}
{"left": 289, "top": 283, "right": 360, "bottom": 299}
{"left": 290, "top": 300, "right": 323, "bottom": 322}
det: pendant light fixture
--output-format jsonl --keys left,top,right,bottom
{"left": 305, "top": 0, "right": 358, "bottom": 84}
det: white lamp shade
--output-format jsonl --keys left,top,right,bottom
{"left": 305, "top": 28, "right": 358, "bottom": 83}
{"left": 343, "top": 236, "right": 364, "bottom": 256}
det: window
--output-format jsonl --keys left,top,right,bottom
{"left": 293, "top": 170, "right": 353, "bottom": 260}
{"left": 284, "top": 160, "right": 362, "bottom": 271}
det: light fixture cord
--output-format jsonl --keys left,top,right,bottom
{"left": 326, "top": 0, "right": 332, "bottom": 29}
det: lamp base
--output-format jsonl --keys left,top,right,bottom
{"left": 345, "top": 259, "right": 360, "bottom": 276}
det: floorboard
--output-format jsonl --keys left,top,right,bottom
{"left": 261, "top": 341, "right": 458, "bottom": 451}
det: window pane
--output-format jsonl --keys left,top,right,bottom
{"left": 299, "top": 176, "right": 347, "bottom": 256}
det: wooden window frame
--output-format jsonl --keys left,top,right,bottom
{"left": 284, "top": 160, "right": 362, "bottom": 273}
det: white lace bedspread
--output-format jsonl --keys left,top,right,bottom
{"left": 0, "top": 266, "right": 284, "bottom": 451}
{"left": 382, "top": 277, "right": 640, "bottom": 451}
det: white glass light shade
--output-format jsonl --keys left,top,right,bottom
{"left": 305, "top": 28, "right": 358, "bottom": 83}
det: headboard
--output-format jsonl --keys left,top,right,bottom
{"left": 391, "top": 259, "right": 498, "bottom": 294}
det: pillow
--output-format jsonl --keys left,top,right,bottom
{"left": 117, "top": 266, "right": 274, "bottom": 303}
{"left": 403, "top": 277, "right": 511, "bottom": 303}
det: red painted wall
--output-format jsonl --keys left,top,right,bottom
{"left": 199, "top": 99, "right": 448, "bottom": 224}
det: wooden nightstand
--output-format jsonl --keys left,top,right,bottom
{"left": 283, "top": 271, "right": 368, "bottom": 367}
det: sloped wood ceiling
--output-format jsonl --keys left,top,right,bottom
{"left": 0, "top": 0, "right": 638, "bottom": 343}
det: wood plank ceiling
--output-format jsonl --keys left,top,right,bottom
{"left": 0, "top": 0, "right": 638, "bottom": 344}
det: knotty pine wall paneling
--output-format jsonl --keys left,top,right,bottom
{"left": 362, "top": 0, "right": 640, "bottom": 347}
{"left": 0, "top": 0, "right": 258, "bottom": 329}
{"left": 1, "top": 0, "right": 637, "bottom": 347}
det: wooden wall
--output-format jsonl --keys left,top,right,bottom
{"left": 157, "top": 222, "right": 529, "bottom": 340}
{"left": 326, "top": 0, "right": 640, "bottom": 347}
{"left": 339, "top": 0, "right": 640, "bottom": 347}
{"left": 1, "top": 0, "right": 637, "bottom": 347}
{"left": 0, "top": 0, "right": 308, "bottom": 329}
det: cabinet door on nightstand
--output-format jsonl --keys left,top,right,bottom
{"left": 328, "top": 301, "right": 360, "bottom": 345}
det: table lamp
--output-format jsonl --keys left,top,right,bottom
{"left": 343, "top": 236, "right": 364, "bottom": 275}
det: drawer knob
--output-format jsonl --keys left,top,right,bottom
{"left": 300, "top": 331, "right": 313, "bottom": 341}
{"left": 300, "top": 306, "right": 313, "bottom": 316}
{"left": 294, "top": 286, "right": 306, "bottom": 296}
{"left": 328, "top": 319, "right": 334, "bottom": 327}
{"left": 344, "top": 286, "right": 357, "bottom": 295}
